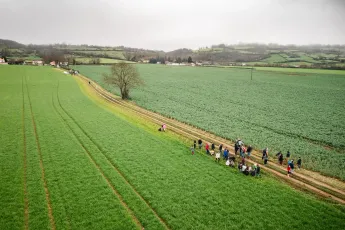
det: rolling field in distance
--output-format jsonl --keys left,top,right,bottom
{"left": 75, "top": 65, "right": 345, "bottom": 180}
{"left": 1, "top": 65, "right": 345, "bottom": 229}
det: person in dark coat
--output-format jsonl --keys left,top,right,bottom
{"left": 234, "top": 139, "right": 239, "bottom": 155}
{"left": 297, "top": 157, "right": 302, "bottom": 169}
{"left": 198, "top": 139, "right": 202, "bottom": 149}
{"left": 256, "top": 164, "right": 261, "bottom": 177}
{"left": 246, "top": 145, "right": 253, "bottom": 159}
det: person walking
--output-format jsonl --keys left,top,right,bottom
{"left": 223, "top": 148, "right": 229, "bottom": 160}
{"left": 193, "top": 140, "right": 197, "bottom": 150}
{"left": 219, "top": 144, "right": 223, "bottom": 154}
{"left": 235, "top": 139, "right": 240, "bottom": 155}
{"left": 287, "top": 164, "right": 292, "bottom": 177}
{"left": 256, "top": 164, "right": 261, "bottom": 177}
{"left": 205, "top": 143, "right": 210, "bottom": 154}
{"left": 297, "top": 157, "right": 302, "bottom": 169}
{"left": 262, "top": 148, "right": 269, "bottom": 165}
{"left": 211, "top": 143, "right": 215, "bottom": 151}
{"left": 190, "top": 146, "right": 195, "bottom": 155}
{"left": 286, "top": 151, "right": 291, "bottom": 162}
{"left": 246, "top": 145, "right": 253, "bottom": 159}
{"left": 198, "top": 139, "right": 203, "bottom": 149}
{"left": 278, "top": 152, "right": 284, "bottom": 165}
{"left": 215, "top": 152, "right": 221, "bottom": 163}
{"left": 290, "top": 159, "right": 295, "bottom": 174}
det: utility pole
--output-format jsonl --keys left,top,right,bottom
{"left": 251, "top": 67, "right": 253, "bottom": 80}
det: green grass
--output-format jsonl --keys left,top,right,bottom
{"left": 1, "top": 65, "right": 345, "bottom": 229}
{"left": 75, "top": 57, "right": 134, "bottom": 64}
{"left": 75, "top": 64, "right": 345, "bottom": 179}
{"left": 76, "top": 50, "right": 125, "bottom": 59}
{"left": 261, "top": 54, "right": 287, "bottom": 63}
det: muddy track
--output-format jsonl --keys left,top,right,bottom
{"left": 55, "top": 82, "right": 170, "bottom": 229}
{"left": 25, "top": 77, "right": 56, "bottom": 230}
{"left": 52, "top": 91, "right": 144, "bottom": 230}
{"left": 22, "top": 77, "right": 29, "bottom": 230}
{"left": 78, "top": 75, "right": 345, "bottom": 205}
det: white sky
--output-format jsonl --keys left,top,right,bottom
{"left": 0, "top": 0, "right": 344, "bottom": 51}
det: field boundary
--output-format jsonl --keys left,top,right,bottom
{"left": 52, "top": 86, "right": 144, "bottom": 230}
{"left": 25, "top": 76, "right": 56, "bottom": 230}
{"left": 54, "top": 81, "right": 170, "bottom": 230}
{"left": 21, "top": 76, "right": 29, "bottom": 230}
{"left": 76, "top": 73, "right": 345, "bottom": 205}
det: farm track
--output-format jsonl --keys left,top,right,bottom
{"left": 21, "top": 77, "right": 29, "bottom": 230}
{"left": 78, "top": 74, "right": 345, "bottom": 205}
{"left": 24, "top": 77, "right": 56, "bottom": 230}
{"left": 55, "top": 82, "right": 170, "bottom": 230}
{"left": 52, "top": 87, "right": 144, "bottom": 230}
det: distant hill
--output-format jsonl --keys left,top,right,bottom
{"left": 0, "top": 39, "right": 26, "bottom": 49}
{"left": 1, "top": 38, "right": 345, "bottom": 68}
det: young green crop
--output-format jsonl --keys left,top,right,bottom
{"left": 1, "top": 65, "right": 345, "bottom": 230}
{"left": 74, "top": 64, "right": 345, "bottom": 179}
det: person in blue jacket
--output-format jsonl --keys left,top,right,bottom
{"left": 223, "top": 148, "right": 229, "bottom": 160}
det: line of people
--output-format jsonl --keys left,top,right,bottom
{"left": 191, "top": 139, "right": 261, "bottom": 177}
{"left": 190, "top": 138, "right": 302, "bottom": 177}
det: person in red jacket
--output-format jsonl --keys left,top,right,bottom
{"left": 287, "top": 164, "right": 292, "bottom": 177}
{"left": 205, "top": 143, "right": 210, "bottom": 154}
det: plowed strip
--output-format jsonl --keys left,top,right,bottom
{"left": 22, "top": 77, "right": 29, "bottom": 230}
{"left": 52, "top": 92, "right": 143, "bottom": 230}
{"left": 25, "top": 77, "right": 56, "bottom": 230}
{"left": 56, "top": 83, "right": 170, "bottom": 229}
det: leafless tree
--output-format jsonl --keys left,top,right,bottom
{"left": 103, "top": 62, "right": 144, "bottom": 100}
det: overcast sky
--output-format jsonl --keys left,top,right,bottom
{"left": 1, "top": 0, "right": 344, "bottom": 51}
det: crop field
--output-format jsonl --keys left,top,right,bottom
{"left": 1, "top": 65, "right": 345, "bottom": 229}
{"left": 74, "top": 65, "right": 345, "bottom": 180}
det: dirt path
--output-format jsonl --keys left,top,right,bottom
{"left": 22, "top": 77, "right": 29, "bottom": 230}
{"left": 25, "top": 77, "right": 56, "bottom": 230}
{"left": 77, "top": 74, "right": 345, "bottom": 205}
{"left": 52, "top": 90, "right": 144, "bottom": 230}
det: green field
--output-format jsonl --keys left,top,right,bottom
{"left": 75, "top": 65, "right": 345, "bottom": 180}
{"left": 76, "top": 50, "right": 125, "bottom": 59}
{"left": 261, "top": 54, "right": 287, "bottom": 63}
{"left": 1, "top": 65, "right": 345, "bottom": 229}
{"left": 75, "top": 57, "right": 134, "bottom": 64}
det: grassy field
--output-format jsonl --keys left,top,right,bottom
{"left": 261, "top": 54, "right": 286, "bottom": 63}
{"left": 76, "top": 50, "right": 125, "bottom": 59}
{"left": 75, "top": 57, "right": 134, "bottom": 64}
{"left": 75, "top": 65, "right": 345, "bottom": 180}
{"left": 1, "top": 65, "right": 345, "bottom": 229}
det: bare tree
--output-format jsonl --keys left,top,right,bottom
{"left": 103, "top": 62, "right": 144, "bottom": 100}
{"left": 123, "top": 52, "right": 133, "bottom": 61}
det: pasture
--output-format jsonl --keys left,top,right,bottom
{"left": 74, "top": 57, "right": 134, "bottom": 64}
{"left": 74, "top": 64, "right": 345, "bottom": 179}
{"left": 1, "top": 65, "right": 345, "bottom": 229}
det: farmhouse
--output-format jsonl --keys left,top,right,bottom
{"left": 33, "top": 60, "right": 44, "bottom": 66}
{"left": 0, "top": 58, "right": 7, "bottom": 64}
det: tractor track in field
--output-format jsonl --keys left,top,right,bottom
{"left": 77, "top": 74, "right": 345, "bottom": 205}
{"left": 22, "top": 77, "right": 29, "bottom": 230}
{"left": 55, "top": 82, "right": 170, "bottom": 230}
{"left": 52, "top": 89, "right": 144, "bottom": 230}
{"left": 24, "top": 76, "right": 56, "bottom": 230}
